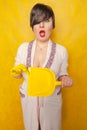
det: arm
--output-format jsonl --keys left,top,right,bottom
{"left": 12, "top": 43, "right": 27, "bottom": 79}
{"left": 58, "top": 48, "right": 73, "bottom": 87}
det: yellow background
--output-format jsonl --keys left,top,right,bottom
{"left": 0, "top": 0, "right": 87, "bottom": 130}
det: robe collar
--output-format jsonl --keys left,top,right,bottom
{"left": 26, "top": 39, "right": 56, "bottom": 68}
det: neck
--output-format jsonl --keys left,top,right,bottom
{"left": 36, "top": 39, "right": 50, "bottom": 47}
{"left": 36, "top": 40, "right": 50, "bottom": 51}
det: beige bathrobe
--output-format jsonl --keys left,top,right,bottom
{"left": 15, "top": 39, "right": 68, "bottom": 130}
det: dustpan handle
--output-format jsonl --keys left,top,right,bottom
{"left": 55, "top": 81, "right": 62, "bottom": 86}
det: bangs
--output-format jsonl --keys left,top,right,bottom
{"left": 31, "top": 11, "right": 51, "bottom": 25}
{"left": 30, "top": 3, "right": 55, "bottom": 28}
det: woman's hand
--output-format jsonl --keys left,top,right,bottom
{"left": 14, "top": 74, "right": 23, "bottom": 79}
{"left": 10, "top": 64, "right": 27, "bottom": 78}
{"left": 58, "top": 75, "right": 73, "bottom": 87}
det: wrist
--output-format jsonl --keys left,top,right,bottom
{"left": 58, "top": 75, "right": 68, "bottom": 81}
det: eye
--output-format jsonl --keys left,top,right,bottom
{"left": 45, "top": 19, "right": 50, "bottom": 22}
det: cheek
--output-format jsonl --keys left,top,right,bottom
{"left": 33, "top": 25, "right": 38, "bottom": 33}
{"left": 33, "top": 28, "right": 38, "bottom": 35}
{"left": 47, "top": 24, "right": 53, "bottom": 32}
{"left": 47, "top": 27, "right": 53, "bottom": 35}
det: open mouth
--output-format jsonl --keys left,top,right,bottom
{"left": 39, "top": 30, "right": 45, "bottom": 37}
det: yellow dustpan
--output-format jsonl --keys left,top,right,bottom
{"left": 27, "top": 67, "right": 61, "bottom": 96}
{"left": 11, "top": 64, "right": 61, "bottom": 96}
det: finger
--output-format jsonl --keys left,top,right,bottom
{"left": 17, "top": 64, "right": 27, "bottom": 72}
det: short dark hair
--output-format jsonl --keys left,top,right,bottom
{"left": 30, "top": 3, "right": 55, "bottom": 28}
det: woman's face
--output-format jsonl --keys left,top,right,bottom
{"left": 33, "top": 17, "right": 53, "bottom": 42}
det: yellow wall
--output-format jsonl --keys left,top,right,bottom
{"left": 0, "top": 0, "right": 87, "bottom": 130}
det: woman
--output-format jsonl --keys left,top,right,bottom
{"left": 13, "top": 3, "right": 73, "bottom": 130}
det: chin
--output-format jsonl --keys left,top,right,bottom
{"left": 38, "top": 37, "right": 49, "bottom": 42}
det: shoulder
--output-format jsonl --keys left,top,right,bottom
{"left": 55, "top": 43, "right": 67, "bottom": 51}
{"left": 17, "top": 41, "right": 35, "bottom": 51}
{"left": 55, "top": 42, "right": 68, "bottom": 58}
{"left": 16, "top": 41, "right": 34, "bottom": 54}
{"left": 17, "top": 42, "right": 29, "bottom": 51}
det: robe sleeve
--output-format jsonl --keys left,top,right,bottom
{"left": 14, "top": 43, "right": 28, "bottom": 66}
{"left": 58, "top": 48, "right": 69, "bottom": 77}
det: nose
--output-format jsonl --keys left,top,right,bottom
{"left": 39, "top": 21, "right": 44, "bottom": 28}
